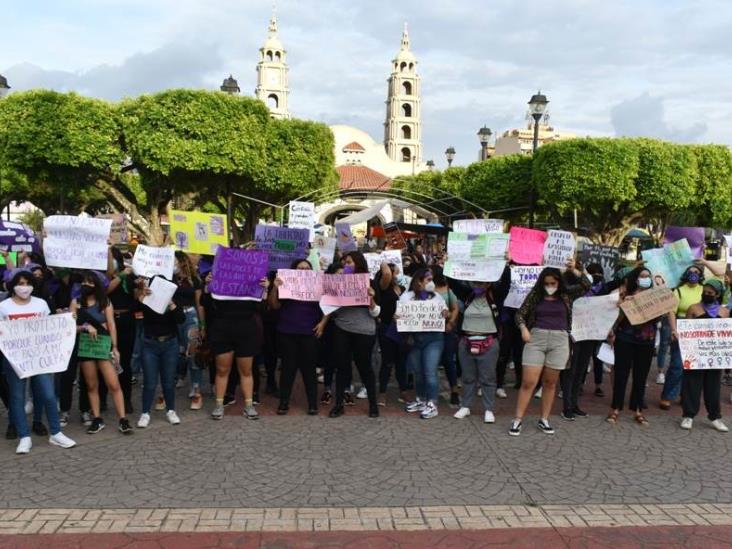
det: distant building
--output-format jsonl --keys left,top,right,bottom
{"left": 254, "top": 14, "right": 290, "bottom": 119}
{"left": 494, "top": 117, "right": 576, "bottom": 156}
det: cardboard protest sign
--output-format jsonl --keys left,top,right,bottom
{"left": 320, "top": 273, "right": 370, "bottom": 306}
{"left": 678, "top": 318, "right": 732, "bottom": 370}
{"left": 254, "top": 225, "right": 310, "bottom": 271}
{"left": 335, "top": 223, "right": 357, "bottom": 252}
{"left": 384, "top": 222, "right": 407, "bottom": 250}
{"left": 0, "top": 220, "right": 40, "bottom": 253}
{"left": 170, "top": 210, "right": 228, "bottom": 255}
{"left": 447, "top": 232, "right": 509, "bottom": 260}
{"left": 277, "top": 269, "right": 324, "bottom": 301}
{"left": 453, "top": 219, "right": 504, "bottom": 234}
{"left": 571, "top": 293, "right": 619, "bottom": 341}
{"left": 0, "top": 313, "right": 75, "bottom": 379}
{"left": 504, "top": 266, "right": 544, "bottom": 309}
{"left": 78, "top": 333, "right": 112, "bottom": 360}
{"left": 132, "top": 245, "right": 175, "bottom": 279}
{"left": 641, "top": 239, "right": 695, "bottom": 288}
{"left": 98, "top": 213, "right": 129, "bottom": 245}
{"left": 311, "top": 235, "right": 336, "bottom": 271}
{"left": 288, "top": 201, "right": 316, "bottom": 241}
{"left": 443, "top": 259, "right": 506, "bottom": 282}
{"left": 509, "top": 227, "right": 547, "bottom": 265}
{"left": 543, "top": 230, "right": 576, "bottom": 268}
{"left": 664, "top": 226, "right": 705, "bottom": 259}
{"left": 580, "top": 244, "right": 619, "bottom": 282}
{"left": 396, "top": 300, "right": 446, "bottom": 332}
{"left": 43, "top": 215, "right": 112, "bottom": 270}
{"left": 209, "top": 247, "right": 269, "bottom": 301}
{"left": 142, "top": 276, "right": 178, "bottom": 314}
{"left": 619, "top": 287, "right": 679, "bottom": 325}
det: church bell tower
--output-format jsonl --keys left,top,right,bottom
{"left": 255, "top": 13, "right": 290, "bottom": 119}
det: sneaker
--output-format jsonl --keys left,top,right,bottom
{"left": 711, "top": 419, "right": 729, "bottom": 432}
{"left": 16, "top": 436, "right": 32, "bottom": 454}
{"left": 508, "top": 419, "right": 522, "bottom": 436}
{"left": 594, "top": 387, "right": 604, "bottom": 397}
{"left": 320, "top": 391, "right": 332, "bottom": 406}
{"left": 59, "top": 412, "right": 69, "bottom": 428}
{"left": 190, "top": 394, "right": 203, "bottom": 410}
{"left": 573, "top": 408, "right": 589, "bottom": 418}
{"left": 496, "top": 388, "right": 508, "bottom": 399}
{"left": 118, "top": 418, "right": 133, "bottom": 435}
{"left": 398, "top": 392, "right": 408, "bottom": 404}
{"left": 49, "top": 432, "right": 76, "bottom": 449}
{"left": 154, "top": 397, "right": 166, "bottom": 411}
{"left": 223, "top": 395, "right": 236, "bottom": 407}
{"left": 166, "top": 410, "right": 181, "bottom": 425}
{"left": 405, "top": 398, "right": 426, "bottom": 413}
{"left": 537, "top": 418, "right": 555, "bottom": 434}
{"left": 356, "top": 387, "right": 368, "bottom": 399}
{"left": 87, "top": 417, "right": 105, "bottom": 434}
{"left": 534, "top": 387, "right": 543, "bottom": 399}
{"left": 243, "top": 405, "right": 259, "bottom": 420}
{"left": 344, "top": 391, "right": 355, "bottom": 406}
{"left": 484, "top": 411, "right": 495, "bottom": 424}
{"left": 450, "top": 392, "right": 460, "bottom": 406}
{"left": 175, "top": 378, "right": 185, "bottom": 389}
{"left": 377, "top": 396, "right": 387, "bottom": 407}
{"left": 137, "top": 413, "right": 151, "bottom": 428}
{"left": 253, "top": 392, "right": 261, "bottom": 405}
{"left": 420, "top": 401, "right": 438, "bottom": 419}
{"left": 680, "top": 417, "right": 693, "bottom": 430}
{"left": 32, "top": 421, "right": 48, "bottom": 436}
{"left": 453, "top": 407, "right": 471, "bottom": 419}
{"left": 560, "top": 411, "right": 575, "bottom": 421}
{"left": 211, "top": 404, "right": 225, "bottom": 420}
{"left": 656, "top": 372, "right": 666, "bottom": 385}
{"left": 81, "top": 411, "right": 93, "bottom": 426}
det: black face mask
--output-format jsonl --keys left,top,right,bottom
{"left": 81, "top": 286, "right": 95, "bottom": 297}
{"left": 701, "top": 294, "right": 717, "bottom": 304}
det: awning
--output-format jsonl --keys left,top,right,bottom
{"left": 337, "top": 200, "right": 390, "bottom": 225}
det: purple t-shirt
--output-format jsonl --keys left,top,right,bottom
{"left": 534, "top": 298, "right": 568, "bottom": 331}
{"left": 277, "top": 300, "right": 322, "bottom": 336}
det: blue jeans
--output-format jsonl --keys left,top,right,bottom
{"left": 142, "top": 337, "right": 178, "bottom": 413}
{"left": 661, "top": 341, "right": 683, "bottom": 401}
{"left": 656, "top": 317, "right": 671, "bottom": 371}
{"left": 3, "top": 359, "right": 61, "bottom": 437}
{"left": 407, "top": 333, "right": 444, "bottom": 403}
{"left": 177, "top": 308, "right": 202, "bottom": 390}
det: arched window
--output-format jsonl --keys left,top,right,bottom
{"left": 408, "top": 63, "right": 414, "bottom": 71}
{"left": 275, "top": 51, "right": 281, "bottom": 62}
{"left": 400, "top": 62, "right": 407, "bottom": 72}
{"left": 266, "top": 50, "right": 274, "bottom": 62}
{"left": 401, "top": 103, "right": 412, "bottom": 117}
{"left": 268, "top": 94, "right": 279, "bottom": 109}
{"left": 401, "top": 125, "right": 411, "bottom": 139}
{"left": 402, "top": 81, "right": 412, "bottom": 95}
{"left": 401, "top": 147, "right": 411, "bottom": 162}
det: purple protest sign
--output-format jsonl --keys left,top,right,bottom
{"left": 664, "top": 226, "right": 705, "bottom": 259}
{"left": 0, "top": 220, "right": 40, "bottom": 253}
{"left": 254, "top": 225, "right": 310, "bottom": 271}
{"left": 209, "top": 248, "right": 269, "bottom": 300}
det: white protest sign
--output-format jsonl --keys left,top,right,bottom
{"left": 571, "top": 293, "right": 620, "bottom": 342}
{"left": 277, "top": 269, "right": 324, "bottom": 301}
{"left": 396, "top": 299, "right": 446, "bottom": 332}
{"left": 312, "top": 235, "right": 336, "bottom": 271}
{"left": 453, "top": 219, "right": 504, "bottom": 234}
{"left": 504, "top": 266, "right": 544, "bottom": 309}
{"left": 364, "top": 250, "right": 404, "bottom": 279}
{"left": 364, "top": 253, "right": 383, "bottom": 279}
{"left": 443, "top": 259, "right": 506, "bottom": 282}
{"left": 677, "top": 318, "right": 732, "bottom": 370}
{"left": 288, "top": 201, "right": 316, "bottom": 241}
{"left": 132, "top": 245, "right": 175, "bottom": 279}
{"left": 142, "top": 276, "right": 178, "bottom": 314}
{"left": 43, "top": 215, "right": 112, "bottom": 270}
{"left": 0, "top": 313, "right": 76, "bottom": 379}
{"left": 543, "top": 230, "right": 576, "bottom": 268}
{"left": 447, "top": 232, "right": 509, "bottom": 260}
{"left": 597, "top": 342, "right": 615, "bottom": 366}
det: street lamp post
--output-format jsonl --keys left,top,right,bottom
{"left": 220, "top": 75, "right": 240, "bottom": 94}
{"left": 477, "top": 126, "right": 492, "bottom": 161}
{"left": 445, "top": 146, "right": 456, "bottom": 168}
{"left": 426, "top": 160, "right": 435, "bottom": 171}
{"left": 527, "top": 91, "right": 549, "bottom": 228}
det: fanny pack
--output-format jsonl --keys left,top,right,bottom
{"left": 464, "top": 335, "right": 496, "bottom": 356}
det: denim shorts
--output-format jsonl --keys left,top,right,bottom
{"left": 522, "top": 328, "right": 570, "bottom": 370}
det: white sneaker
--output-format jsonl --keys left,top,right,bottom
{"left": 405, "top": 399, "right": 426, "bottom": 413}
{"left": 534, "top": 387, "right": 543, "bottom": 399}
{"left": 656, "top": 372, "right": 666, "bottom": 385}
{"left": 166, "top": 410, "right": 181, "bottom": 425}
{"left": 356, "top": 387, "right": 368, "bottom": 399}
{"left": 137, "top": 413, "right": 151, "bottom": 428}
{"left": 680, "top": 417, "right": 693, "bottom": 430}
{"left": 711, "top": 419, "right": 729, "bottom": 432}
{"left": 49, "top": 432, "right": 76, "bottom": 449}
{"left": 24, "top": 399, "right": 33, "bottom": 415}
{"left": 16, "top": 436, "right": 32, "bottom": 454}
{"left": 484, "top": 411, "right": 495, "bottom": 424}
{"left": 496, "top": 388, "right": 508, "bottom": 399}
{"left": 420, "top": 401, "right": 438, "bottom": 419}
{"left": 453, "top": 407, "right": 471, "bottom": 419}
{"left": 81, "top": 411, "right": 92, "bottom": 426}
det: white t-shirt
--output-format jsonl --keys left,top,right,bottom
{"left": 0, "top": 296, "right": 50, "bottom": 321}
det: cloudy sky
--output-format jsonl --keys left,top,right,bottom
{"left": 2, "top": 0, "right": 731, "bottom": 167}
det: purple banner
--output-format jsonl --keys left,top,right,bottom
{"left": 0, "top": 221, "right": 40, "bottom": 253}
{"left": 254, "top": 225, "right": 310, "bottom": 271}
{"left": 209, "top": 248, "right": 269, "bottom": 300}
{"left": 664, "top": 226, "right": 705, "bottom": 259}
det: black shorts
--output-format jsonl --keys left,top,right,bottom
{"left": 209, "top": 315, "right": 259, "bottom": 358}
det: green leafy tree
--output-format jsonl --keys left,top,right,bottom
{"left": 460, "top": 154, "right": 533, "bottom": 220}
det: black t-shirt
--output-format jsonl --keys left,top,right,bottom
{"left": 108, "top": 275, "right": 137, "bottom": 311}
{"left": 379, "top": 284, "right": 403, "bottom": 324}
{"left": 139, "top": 300, "right": 185, "bottom": 338}
{"left": 174, "top": 276, "right": 202, "bottom": 308}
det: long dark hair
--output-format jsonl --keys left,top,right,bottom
{"left": 80, "top": 271, "right": 109, "bottom": 309}
{"left": 531, "top": 267, "right": 565, "bottom": 299}
{"left": 343, "top": 251, "right": 369, "bottom": 274}
{"left": 625, "top": 267, "right": 652, "bottom": 295}
{"left": 408, "top": 267, "right": 433, "bottom": 293}
{"left": 289, "top": 258, "right": 312, "bottom": 269}
{"left": 431, "top": 265, "right": 447, "bottom": 287}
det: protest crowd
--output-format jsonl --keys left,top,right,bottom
{"left": 1, "top": 212, "right": 731, "bottom": 455}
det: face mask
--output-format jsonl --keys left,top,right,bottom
{"left": 343, "top": 265, "right": 355, "bottom": 275}
{"left": 81, "top": 286, "right": 94, "bottom": 297}
{"left": 638, "top": 278, "right": 653, "bottom": 289}
{"left": 544, "top": 286, "right": 557, "bottom": 296}
{"left": 14, "top": 286, "right": 33, "bottom": 299}
{"left": 424, "top": 281, "right": 435, "bottom": 293}
{"left": 687, "top": 272, "right": 701, "bottom": 284}
{"left": 592, "top": 274, "right": 603, "bottom": 285}
{"left": 701, "top": 294, "right": 717, "bottom": 305}
{"left": 472, "top": 287, "right": 487, "bottom": 297}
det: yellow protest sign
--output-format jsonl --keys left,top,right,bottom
{"left": 169, "top": 210, "right": 228, "bottom": 255}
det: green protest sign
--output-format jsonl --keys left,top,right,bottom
{"left": 0, "top": 252, "right": 18, "bottom": 266}
{"left": 78, "top": 333, "right": 112, "bottom": 360}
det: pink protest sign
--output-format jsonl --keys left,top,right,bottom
{"left": 321, "top": 273, "right": 371, "bottom": 306}
{"left": 509, "top": 227, "right": 547, "bottom": 265}
{"left": 277, "top": 269, "right": 324, "bottom": 302}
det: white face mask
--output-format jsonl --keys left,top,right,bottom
{"left": 424, "top": 281, "right": 436, "bottom": 293}
{"left": 14, "top": 285, "right": 33, "bottom": 299}
{"left": 544, "top": 286, "right": 558, "bottom": 296}
{"left": 638, "top": 277, "right": 653, "bottom": 289}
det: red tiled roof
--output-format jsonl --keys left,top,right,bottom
{"left": 342, "top": 141, "right": 365, "bottom": 152}
{"left": 337, "top": 165, "right": 392, "bottom": 191}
